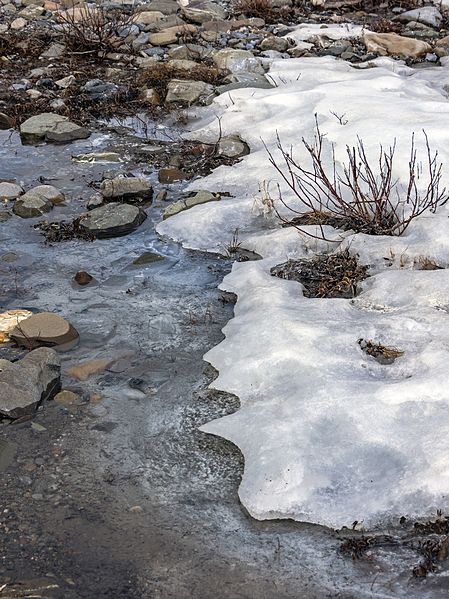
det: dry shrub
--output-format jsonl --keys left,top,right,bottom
{"left": 138, "top": 63, "right": 223, "bottom": 100}
{"left": 340, "top": 535, "right": 397, "bottom": 560}
{"left": 267, "top": 119, "right": 448, "bottom": 240}
{"left": 56, "top": 5, "right": 135, "bottom": 54}
{"left": 270, "top": 249, "right": 369, "bottom": 298}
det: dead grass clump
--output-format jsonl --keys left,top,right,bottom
{"left": 414, "top": 515, "right": 449, "bottom": 536}
{"left": 270, "top": 249, "right": 369, "bottom": 298}
{"left": 34, "top": 217, "right": 96, "bottom": 243}
{"left": 368, "top": 18, "right": 403, "bottom": 34}
{"left": 340, "top": 535, "right": 397, "bottom": 559}
{"left": 0, "top": 30, "right": 51, "bottom": 60}
{"left": 341, "top": 513, "right": 449, "bottom": 579}
{"left": 56, "top": 5, "right": 135, "bottom": 54}
{"left": 281, "top": 209, "right": 347, "bottom": 229}
{"left": 414, "top": 256, "right": 443, "bottom": 270}
{"left": 358, "top": 339, "right": 404, "bottom": 364}
{"left": 413, "top": 535, "right": 449, "bottom": 578}
{"left": 233, "top": 0, "right": 295, "bottom": 22}
{"left": 233, "top": 0, "right": 278, "bottom": 21}
{"left": 358, "top": 0, "right": 424, "bottom": 9}
{"left": 138, "top": 63, "right": 223, "bottom": 101}
{"left": 267, "top": 118, "right": 448, "bottom": 240}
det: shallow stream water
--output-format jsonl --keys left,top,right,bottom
{"left": 1, "top": 125, "right": 449, "bottom": 598}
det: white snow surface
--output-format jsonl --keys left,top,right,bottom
{"left": 284, "top": 22, "right": 365, "bottom": 43}
{"left": 157, "top": 56, "right": 449, "bottom": 528}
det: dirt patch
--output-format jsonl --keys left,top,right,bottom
{"left": 358, "top": 339, "right": 404, "bottom": 365}
{"left": 271, "top": 249, "right": 369, "bottom": 298}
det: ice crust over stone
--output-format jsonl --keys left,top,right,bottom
{"left": 158, "top": 56, "right": 449, "bottom": 528}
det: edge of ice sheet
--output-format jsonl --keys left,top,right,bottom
{"left": 157, "top": 56, "right": 449, "bottom": 528}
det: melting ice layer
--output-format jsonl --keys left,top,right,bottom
{"left": 158, "top": 55, "right": 449, "bottom": 528}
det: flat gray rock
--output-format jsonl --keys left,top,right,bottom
{"left": 0, "top": 182, "right": 23, "bottom": 200}
{"left": 13, "top": 193, "right": 53, "bottom": 218}
{"left": 163, "top": 190, "right": 220, "bottom": 219}
{"left": 0, "top": 347, "right": 61, "bottom": 419}
{"left": 146, "top": 0, "right": 179, "bottom": 14}
{"left": 217, "top": 135, "right": 250, "bottom": 159}
{"left": 81, "top": 202, "right": 147, "bottom": 238}
{"left": 20, "top": 113, "right": 91, "bottom": 144}
{"left": 100, "top": 177, "right": 153, "bottom": 203}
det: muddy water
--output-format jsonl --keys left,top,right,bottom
{"left": 0, "top": 126, "right": 447, "bottom": 598}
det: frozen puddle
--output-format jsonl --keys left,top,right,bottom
{"left": 159, "top": 56, "right": 449, "bottom": 528}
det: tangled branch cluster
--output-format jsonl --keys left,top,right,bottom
{"left": 266, "top": 119, "right": 448, "bottom": 240}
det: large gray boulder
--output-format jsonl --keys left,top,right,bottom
{"left": 165, "top": 79, "right": 215, "bottom": 105}
{"left": 0, "top": 347, "right": 61, "bottom": 419}
{"left": 80, "top": 202, "right": 147, "bottom": 238}
{"left": 100, "top": 177, "right": 153, "bottom": 203}
{"left": 20, "top": 113, "right": 91, "bottom": 144}
{"left": 13, "top": 192, "right": 53, "bottom": 218}
{"left": 26, "top": 184, "right": 65, "bottom": 205}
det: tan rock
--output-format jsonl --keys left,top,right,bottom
{"left": 26, "top": 184, "right": 65, "bottom": 205}
{"left": 141, "top": 88, "right": 161, "bottom": 105}
{"left": 436, "top": 35, "right": 449, "bottom": 48}
{"left": 10, "top": 312, "right": 79, "bottom": 350}
{"left": 54, "top": 390, "right": 79, "bottom": 405}
{"left": 363, "top": 32, "right": 431, "bottom": 59}
{"left": 66, "top": 358, "right": 115, "bottom": 381}
{"left": 134, "top": 10, "right": 164, "bottom": 24}
{"left": 167, "top": 58, "right": 198, "bottom": 70}
{"left": 59, "top": 5, "right": 100, "bottom": 23}
{"left": 135, "top": 56, "right": 160, "bottom": 68}
{"left": 10, "top": 17, "right": 27, "bottom": 30}
{"left": 74, "top": 271, "right": 93, "bottom": 286}
{"left": 149, "top": 24, "right": 197, "bottom": 46}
